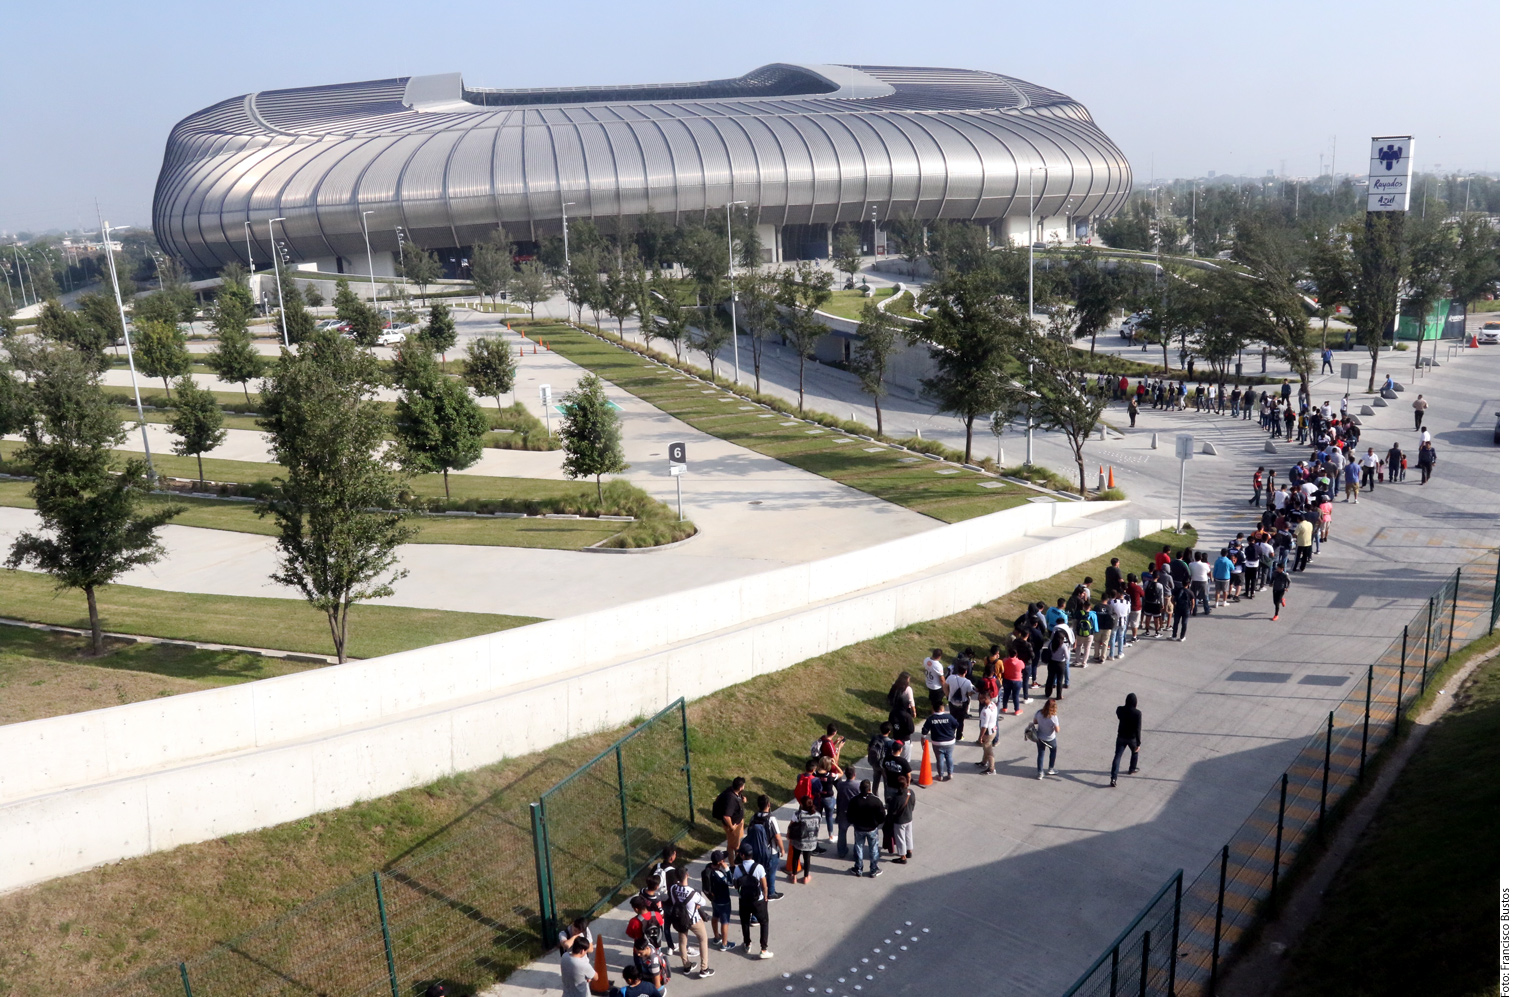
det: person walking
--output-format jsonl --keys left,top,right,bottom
{"left": 977, "top": 689, "right": 999, "bottom": 774}
{"left": 1250, "top": 466, "right": 1264, "bottom": 507}
{"left": 669, "top": 866, "right": 714, "bottom": 977}
{"left": 845, "top": 781, "right": 886, "bottom": 878}
{"left": 886, "top": 776, "right": 915, "bottom": 864}
{"left": 1032, "top": 699, "right": 1060, "bottom": 779}
{"left": 921, "top": 701, "right": 961, "bottom": 781}
{"left": 713, "top": 777, "right": 746, "bottom": 857}
{"left": 1293, "top": 518, "right": 1314, "bottom": 571}
{"left": 1128, "top": 396, "right": 1139, "bottom": 428}
{"left": 1412, "top": 394, "right": 1428, "bottom": 431}
{"left": 1418, "top": 441, "right": 1437, "bottom": 484}
{"left": 1363, "top": 447, "right": 1380, "bottom": 491}
{"left": 1387, "top": 442, "right": 1403, "bottom": 483}
{"left": 1271, "top": 564, "right": 1291, "bottom": 621}
{"left": 732, "top": 845, "right": 774, "bottom": 958}
{"left": 1109, "top": 693, "right": 1142, "bottom": 787}
{"left": 1321, "top": 346, "right": 1334, "bottom": 373}
{"left": 1344, "top": 459, "right": 1362, "bottom": 503}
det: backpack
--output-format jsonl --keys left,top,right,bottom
{"left": 710, "top": 793, "right": 725, "bottom": 823}
{"left": 639, "top": 915, "right": 664, "bottom": 952}
{"left": 743, "top": 813, "right": 775, "bottom": 864}
{"left": 810, "top": 737, "right": 827, "bottom": 760}
{"left": 666, "top": 885, "right": 694, "bottom": 934}
{"left": 735, "top": 861, "right": 764, "bottom": 904}
{"left": 948, "top": 678, "right": 972, "bottom": 708}
{"left": 1075, "top": 613, "right": 1093, "bottom": 638}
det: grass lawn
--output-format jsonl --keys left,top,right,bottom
{"left": 535, "top": 324, "right": 1042, "bottom": 522}
{"left": 0, "top": 627, "right": 327, "bottom": 725}
{"left": 0, "top": 570, "right": 541, "bottom": 660}
{"left": 817, "top": 287, "right": 894, "bottom": 321}
{"left": 1273, "top": 650, "right": 1499, "bottom": 997}
{"left": 0, "top": 526, "right": 1189, "bottom": 996}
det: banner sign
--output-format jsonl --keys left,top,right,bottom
{"left": 1367, "top": 136, "right": 1413, "bottom": 211}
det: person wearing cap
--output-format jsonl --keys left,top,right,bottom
{"left": 701, "top": 850, "right": 735, "bottom": 951}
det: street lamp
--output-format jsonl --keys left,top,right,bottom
{"left": 561, "top": 202, "right": 576, "bottom": 266}
{"left": 243, "top": 221, "right": 256, "bottom": 274}
{"left": 725, "top": 199, "right": 747, "bottom": 386}
{"left": 1027, "top": 166, "right": 1047, "bottom": 322}
{"left": 268, "top": 217, "right": 289, "bottom": 347}
{"left": 100, "top": 216, "right": 155, "bottom": 479}
{"left": 360, "top": 210, "right": 378, "bottom": 306}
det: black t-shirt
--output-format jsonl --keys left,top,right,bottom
{"left": 715, "top": 788, "right": 744, "bottom": 826}
{"left": 880, "top": 754, "right": 912, "bottom": 786}
{"left": 1171, "top": 560, "right": 1191, "bottom": 585}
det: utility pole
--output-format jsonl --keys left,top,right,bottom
{"left": 99, "top": 214, "right": 155, "bottom": 480}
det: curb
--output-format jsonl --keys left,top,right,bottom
{"left": 581, "top": 527, "right": 701, "bottom": 554}
{"left": 0, "top": 616, "right": 341, "bottom": 664}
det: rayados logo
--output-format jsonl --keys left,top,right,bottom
{"left": 1370, "top": 176, "right": 1407, "bottom": 193}
{"left": 1376, "top": 143, "right": 1405, "bottom": 171}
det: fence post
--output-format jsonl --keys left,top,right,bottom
{"left": 1395, "top": 626, "right": 1407, "bottom": 736}
{"left": 372, "top": 873, "right": 400, "bottom": 997}
{"left": 1492, "top": 554, "right": 1500, "bottom": 636}
{"left": 179, "top": 963, "right": 193, "bottom": 997}
{"left": 1360, "top": 665, "right": 1372, "bottom": 781}
{"left": 530, "top": 802, "right": 557, "bottom": 949}
{"left": 1321, "top": 712, "right": 1333, "bottom": 825}
{"left": 679, "top": 699, "right": 696, "bottom": 828}
{"left": 1109, "top": 942, "right": 1119, "bottom": 997}
{"left": 1421, "top": 597, "right": 1434, "bottom": 696}
{"left": 1209, "top": 845, "right": 1228, "bottom": 996}
{"left": 616, "top": 744, "right": 633, "bottom": 883}
{"left": 1272, "top": 774, "right": 1287, "bottom": 898}
{"left": 1169, "top": 870, "right": 1183, "bottom": 997}
{"left": 1140, "top": 929, "right": 1151, "bottom": 997}
{"left": 1448, "top": 567, "right": 1461, "bottom": 660}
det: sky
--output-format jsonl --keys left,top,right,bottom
{"left": 0, "top": 0, "right": 1499, "bottom": 235}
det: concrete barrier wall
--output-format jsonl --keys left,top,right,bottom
{"left": 0, "top": 505, "right": 1159, "bottom": 891}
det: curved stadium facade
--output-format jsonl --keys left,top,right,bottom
{"left": 153, "top": 64, "right": 1131, "bottom": 275}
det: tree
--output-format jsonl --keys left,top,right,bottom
{"left": 398, "top": 243, "right": 442, "bottom": 297}
{"left": 131, "top": 289, "right": 185, "bottom": 327}
{"left": 303, "top": 283, "right": 325, "bottom": 308}
{"left": 565, "top": 252, "right": 603, "bottom": 327}
{"left": 777, "top": 261, "right": 833, "bottom": 410}
{"left": 602, "top": 256, "right": 639, "bottom": 340}
{"left": 1062, "top": 247, "right": 1129, "bottom": 352}
{"left": 206, "top": 307, "right": 265, "bottom": 402}
{"left": 1232, "top": 218, "right": 1317, "bottom": 399}
{"left": 394, "top": 360, "right": 488, "bottom": 500}
{"left": 926, "top": 219, "right": 990, "bottom": 275}
{"left": 853, "top": 301, "right": 902, "bottom": 435}
{"left": 36, "top": 300, "right": 110, "bottom": 370}
{"left": 1305, "top": 227, "right": 1356, "bottom": 350}
{"left": 1400, "top": 215, "right": 1455, "bottom": 370}
{"left": 915, "top": 268, "right": 1025, "bottom": 461}
{"left": 737, "top": 271, "right": 781, "bottom": 395}
{"left": 469, "top": 239, "right": 512, "bottom": 305}
{"left": 891, "top": 218, "right": 928, "bottom": 274}
{"left": 511, "top": 261, "right": 551, "bottom": 319}
{"left": 1345, "top": 213, "right": 1406, "bottom": 390}
{"left": 461, "top": 335, "right": 517, "bottom": 412}
{"left": 832, "top": 226, "right": 862, "bottom": 283}
{"left": 649, "top": 271, "right": 690, "bottom": 362}
{"left": 333, "top": 275, "right": 365, "bottom": 324}
{"left": 1018, "top": 307, "right": 1107, "bottom": 496}
{"left": 168, "top": 375, "right": 227, "bottom": 488}
{"left": 0, "top": 350, "right": 29, "bottom": 465}
{"left": 77, "top": 291, "right": 125, "bottom": 351}
{"left": 273, "top": 265, "right": 318, "bottom": 345}
{"left": 257, "top": 330, "right": 415, "bottom": 662}
{"left": 5, "top": 345, "right": 182, "bottom": 654}
{"left": 559, "top": 372, "right": 628, "bottom": 503}
{"left": 135, "top": 318, "right": 192, "bottom": 394}
{"left": 1444, "top": 214, "right": 1500, "bottom": 338}
{"left": 421, "top": 302, "right": 457, "bottom": 361}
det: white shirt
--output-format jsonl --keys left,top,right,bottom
{"left": 946, "top": 673, "right": 975, "bottom": 707}
{"left": 1363, "top": 452, "right": 1380, "bottom": 468}
{"left": 1300, "top": 482, "right": 1318, "bottom": 500}
{"left": 1189, "top": 561, "right": 1210, "bottom": 583}
{"left": 1110, "top": 596, "right": 1131, "bottom": 620}
{"left": 923, "top": 656, "right": 945, "bottom": 691}
{"left": 979, "top": 701, "right": 999, "bottom": 735}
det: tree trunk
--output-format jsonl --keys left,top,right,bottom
{"left": 596, "top": 474, "right": 603, "bottom": 505}
{"left": 442, "top": 467, "right": 451, "bottom": 499}
{"left": 1161, "top": 339, "right": 1169, "bottom": 371}
{"left": 196, "top": 452, "right": 205, "bottom": 489}
{"left": 161, "top": 377, "right": 170, "bottom": 395}
{"left": 617, "top": 317, "right": 624, "bottom": 340}
{"left": 797, "top": 361, "right": 806, "bottom": 412}
{"left": 496, "top": 395, "right": 504, "bottom": 413}
{"left": 85, "top": 584, "right": 103, "bottom": 656}
{"left": 243, "top": 382, "right": 251, "bottom": 403}
{"left": 963, "top": 417, "right": 974, "bottom": 463}
{"left": 1075, "top": 451, "right": 1087, "bottom": 497}
{"left": 327, "top": 603, "right": 347, "bottom": 663}
{"left": 875, "top": 397, "right": 884, "bottom": 436}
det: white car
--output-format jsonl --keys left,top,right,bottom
{"left": 1119, "top": 312, "right": 1149, "bottom": 340}
{"left": 1477, "top": 321, "right": 1500, "bottom": 345}
{"left": 376, "top": 329, "right": 407, "bottom": 346}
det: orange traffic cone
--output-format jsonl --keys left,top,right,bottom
{"left": 533, "top": 343, "right": 538, "bottom": 354}
{"left": 916, "top": 741, "right": 934, "bottom": 786}
{"left": 1469, "top": 335, "right": 1480, "bottom": 348}
{"left": 1107, "top": 465, "right": 1116, "bottom": 489}
{"left": 590, "top": 936, "right": 610, "bottom": 995}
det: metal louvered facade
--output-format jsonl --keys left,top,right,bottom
{"left": 152, "top": 63, "right": 1132, "bottom": 272}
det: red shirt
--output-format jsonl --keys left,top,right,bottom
{"left": 627, "top": 910, "right": 663, "bottom": 943}
{"left": 1003, "top": 655, "right": 1026, "bottom": 682}
{"left": 1155, "top": 553, "right": 1171, "bottom": 569}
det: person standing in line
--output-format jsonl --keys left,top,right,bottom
{"left": 878, "top": 740, "right": 912, "bottom": 851}
{"left": 1242, "top": 386, "right": 1256, "bottom": 421}
{"left": 867, "top": 722, "right": 896, "bottom": 794}
{"left": 1212, "top": 549, "right": 1234, "bottom": 608}
{"left": 886, "top": 671, "right": 916, "bottom": 761}
{"left": 713, "top": 777, "right": 746, "bottom": 858}
{"left": 1109, "top": 693, "right": 1142, "bottom": 787}
{"left": 1271, "top": 564, "right": 1291, "bottom": 621}
{"left": 922, "top": 648, "right": 946, "bottom": 710}
{"left": 977, "top": 688, "right": 1000, "bottom": 774}
{"left": 560, "top": 936, "right": 596, "bottom": 997}
{"left": 1293, "top": 518, "right": 1314, "bottom": 571}
{"left": 887, "top": 775, "right": 915, "bottom": 864}
{"left": 945, "top": 664, "right": 976, "bottom": 741}
{"left": 1108, "top": 588, "right": 1131, "bottom": 658}
{"left": 1418, "top": 441, "right": 1438, "bottom": 484}
{"left": 1344, "top": 458, "right": 1362, "bottom": 503}
{"left": 1170, "top": 581, "right": 1194, "bottom": 641}
{"left": 1033, "top": 699, "right": 1060, "bottom": 779}
{"left": 846, "top": 780, "right": 886, "bottom": 878}
{"left": 1412, "top": 394, "right": 1428, "bottom": 430}
{"left": 615, "top": 965, "right": 662, "bottom": 997}
{"left": 1189, "top": 552, "right": 1212, "bottom": 614}
{"left": 1105, "top": 556, "right": 1124, "bottom": 594}
{"left": 834, "top": 765, "right": 861, "bottom": 859}
{"left": 1241, "top": 540, "right": 1261, "bottom": 599}
{"left": 701, "top": 851, "right": 735, "bottom": 953}
{"left": 785, "top": 798, "right": 822, "bottom": 885}
{"left": 740, "top": 796, "right": 785, "bottom": 901}
{"left": 1091, "top": 594, "right": 1115, "bottom": 664}
{"left": 921, "top": 700, "right": 961, "bottom": 781}
{"left": 1044, "top": 624, "right": 1071, "bottom": 699}
{"left": 732, "top": 845, "right": 774, "bottom": 958}
{"left": 669, "top": 866, "right": 713, "bottom": 978}
{"left": 810, "top": 758, "right": 839, "bottom": 850}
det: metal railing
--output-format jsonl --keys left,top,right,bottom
{"left": 1062, "top": 551, "right": 1498, "bottom": 997}
{"left": 85, "top": 700, "right": 694, "bottom": 997}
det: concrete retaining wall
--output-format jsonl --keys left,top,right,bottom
{"left": 0, "top": 503, "right": 1159, "bottom": 892}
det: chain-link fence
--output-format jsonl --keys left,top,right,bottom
{"left": 1063, "top": 551, "right": 1499, "bottom": 997}
{"left": 83, "top": 700, "right": 694, "bottom": 997}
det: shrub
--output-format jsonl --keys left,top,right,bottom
{"left": 1097, "top": 487, "right": 1127, "bottom": 501}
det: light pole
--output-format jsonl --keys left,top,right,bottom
{"left": 360, "top": 210, "right": 378, "bottom": 306}
{"left": 725, "top": 199, "right": 747, "bottom": 386}
{"left": 100, "top": 216, "right": 155, "bottom": 480}
{"left": 9, "top": 247, "right": 29, "bottom": 307}
{"left": 243, "top": 221, "right": 256, "bottom": 274}
{"left": 561, "top": 202, "right": 576, "bottom": 265}
{"left": 1024, "top": 362, "right": 1035, "bottom": 467}
{"left": 268, "top": 217, "right": 289, "bottom": 347}
{"left": 1027, "top": 166, "right": 1047, "bottom": 322}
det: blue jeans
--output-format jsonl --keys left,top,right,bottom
{"left": 836, "top": 817, "right": 852, "bottom": 857}
{"left": 930, "top": 741, "right": 955, "bottom": 778}
{"left": 1110, "top": 624, "right": 1127, "bottom": 657}
{"left": 1036, "top": 739, "right": 1058, "bottom": 774}
{"left": 819, "top": 796, "right": 836, "bottom": 840}
{"left": 1001, "top": 679, "right": 1024, "bottom": 712}
{"left": 852, "top": 829, "right": 881, "bottom": 874}
{"left": 1111, "top": 738, "right": 1139, "bottom": 781}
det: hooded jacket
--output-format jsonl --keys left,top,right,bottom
{"left": 1115, "top": 694, "right": 1142, "bottom": 744}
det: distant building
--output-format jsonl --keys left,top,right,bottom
{"left": 153, "top": 64, "right": 1132, "bottom": 275}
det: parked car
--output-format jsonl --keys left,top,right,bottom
{"left": 1119, "top": 311, "right": 1149, "bottom": 341}
{"left": 315, "top": 318, "right": 349, "bottom": 332}
{"left": 1478, "top": 321, "right": 1500, "bottom": 345}
{"left": 376, "top": 329, "right": 407, "bottom": 346}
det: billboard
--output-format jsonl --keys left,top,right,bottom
{"left": 1367, "top": 136, "right": 1413, "bottom": 211}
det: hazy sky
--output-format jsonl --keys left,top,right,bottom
{"left": 0, "top": 0, "right": 1498, "bottom": 234}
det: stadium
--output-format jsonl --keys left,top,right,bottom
{"left": 152, "top": 63, "right": 1132, "bottom": 275}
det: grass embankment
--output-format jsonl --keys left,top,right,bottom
{"left": 0, "top": 569, "right": 540, "bottom": 665}
{"left": 0, "top": 527, "right": 1188, "bottom": 996}
{"left": 1273, "top": 651, "right": 1499, "bottom": 997}
{"left": 532, "top": 323, "right": 1045, "bottom": 522}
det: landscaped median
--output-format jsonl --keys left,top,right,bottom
{"left": 525, "top": 321, "right": 1053, "bottom": 522}
{"left": 0, "top": 525, "right": 1186, "bottom": 997}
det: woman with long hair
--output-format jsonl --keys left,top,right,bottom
{"left": 1033, "top": 699, "right": 1060, "bottom": 780}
